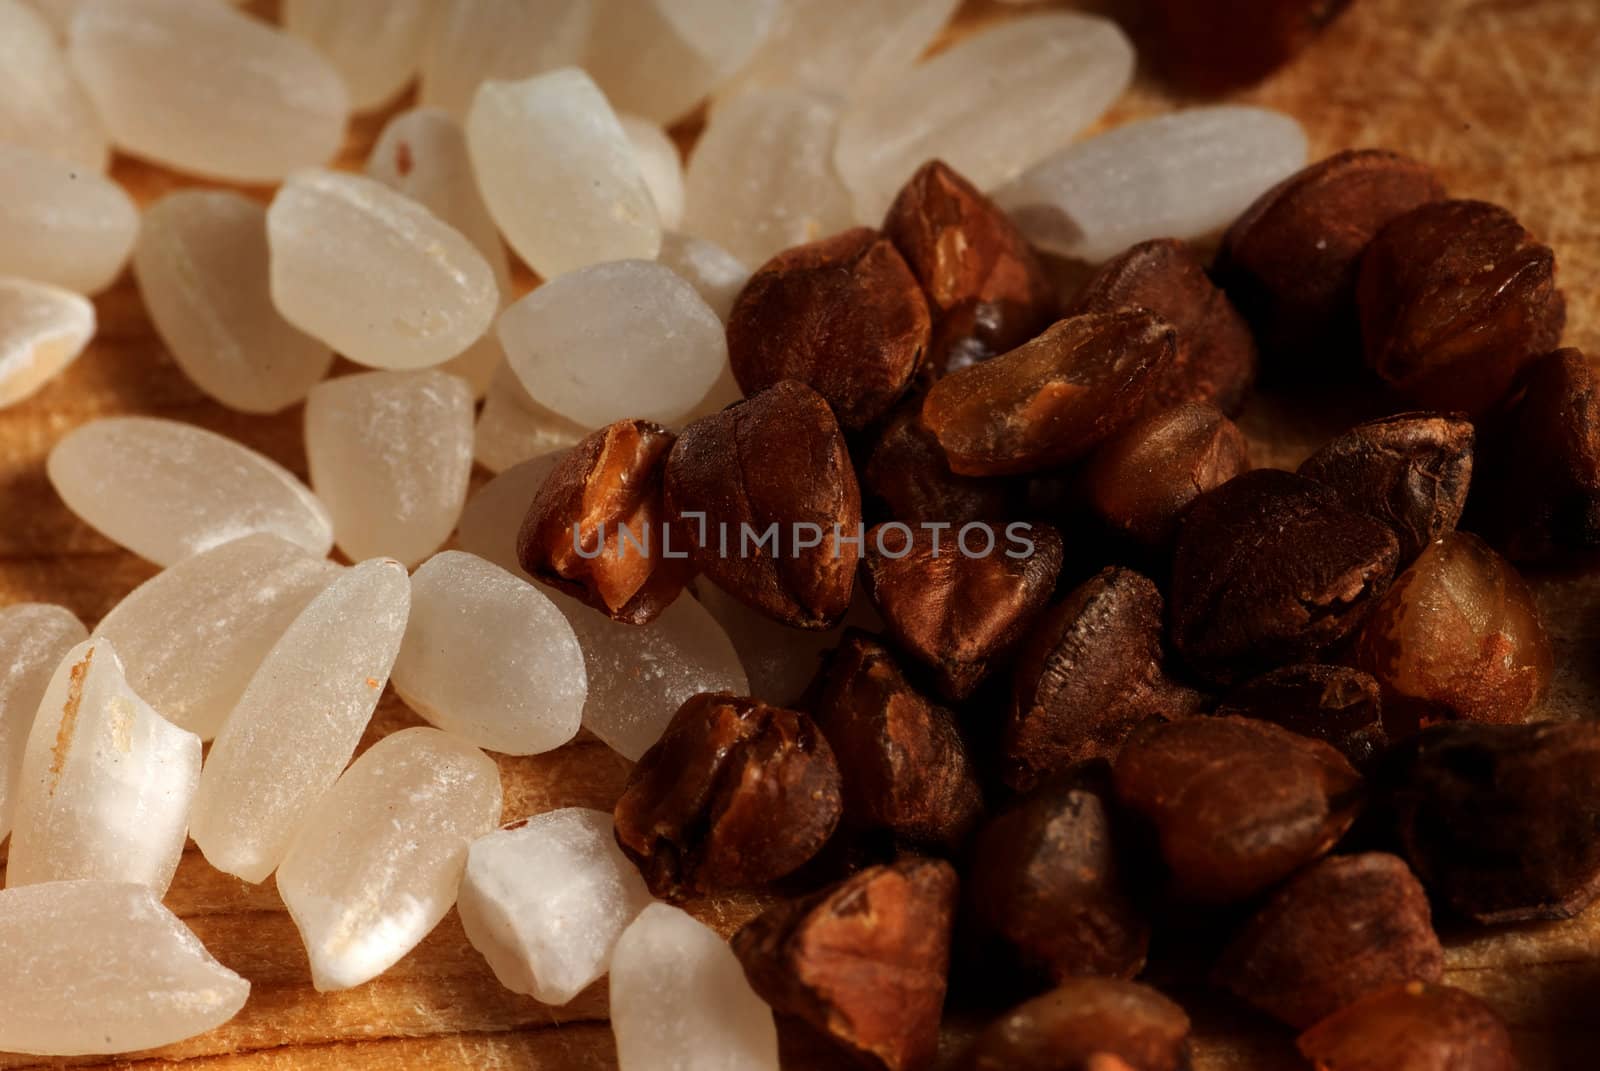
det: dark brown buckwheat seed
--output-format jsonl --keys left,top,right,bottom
{"left": 1358, "top": 198, "right": 1565, "bottom": 416}
{"left": 966, "top": 978, "right": 1192, "bottom": 1071}
{"left": 922, "top": 310, "right": 1176, "bottom": 476}
{"left": 1354, "top": 531, "right": 1551, "bottom": 727}
{"left": 1296, "top": 982, "right": 1517, "bottom": 1071}
{"left": 664, "top": 380, "right": 861, "bottom": 629}
{"left": 810, "top": 631, "right": 984, "bottom": 850}
{"left": 1216, "top": 663, "right": 1387, "bottom": 771}
{"left": 1072, "top": 238, "right": 1258, "bottom": 416}
{"left": 1469, "top": 347, "right": 1600, "bottom": 564}
{"left": 1213, "top": 852, "right": 1443, "bottom": 1030}
{"left": 727, "top": 227, "right": 931, "bottom": 430}
{"left": 882, "top": 160, "right": 1055, "bottom": 386}
{"left": 516, "top": 418, "right": 684, "bottom": 624}
{"left": 1146, "top": 0, "right": 1354, "bottom": 94}
{"left": 1170, "top": 468, "right": 1399, "bottom": 685}
{"left": 1080, "top": 401, "right": 1250, "bottom": 549}
{"left": 612, "top": 692, "right": 842, "bottom": 899}
{"left": 1298, "top": 412, "right": 1474, "bottom": 564}
{"left": 733, "top": 857, "right": 958, "bottom": 1071}
{"left": 859, "top": 521, "right": 1062, "bottom": 701}
{"left": 967, "top": 762, "right": 1150, "bottom": 984}
{"left": 1005, "top": 566, "right": 1202, "bottom": 792}
{"left": 861, "top": 403, "right": 1011, "bottom": 525}
{"left": 1381, "top": 720, "right": 1600, "bottom": 924}
{"left": 1113, "top": 715, "right": 1364, "bottom": 904}
{"left": 1217, "top": 149, "right": 1444, "bottom": 367}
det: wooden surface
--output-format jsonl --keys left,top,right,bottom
{"left": 2, "top": 0, "right": 1599, "bottom": 1067}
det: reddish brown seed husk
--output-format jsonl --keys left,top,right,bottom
{"left": 664, "top": 380, "right": 862, "bottom": 629}
{"left": 882, "top": 159, "right": 1055, "bottom": 386}
{"left": 1382, "top": 720, "right": 1600, "bottom": 924}
{"left": 1080, "top": 401, "right": 1250, "bottom": 548}
{"left": 1005, "top": 567, "right": 1202, "bottom": 792}
{"left": 1354, "top": 531, "right": 1551, "bottom": 727}
{"left": 1296, "top": 982, "right": 1516, "bottom": 1071}
{"left": 1217, "top": 149, "right": 1444, "bottom": 365}
{"left": 1298, "top": 412, "right": 1474, "bottom": 564}
{"left": 860, "top": 521, "right": 1062, "bottom": 701}
{"left": 922, "top": 310, "right": 1176, "bottom": 476}
{"left": 1113, "top": 715, "right": 1363, "bottom": 904}
{"left": 1216, "top": 663, "right": 1387, "bottom": 771}
{"left": 1145, "top": 0, "right": 1355, "bottom": 94}
{"left": 1469, "top": 347, "right": 1600, "bottom": 564}
{"left": 733, "top": 857, "right": 958, "bottom": 1071}
{"left": 861, "top": 403, "right": 1012, "bottom": 525}
{"left": 1170, "top": 469, "right": 1399, "bottom": 685}
{"left": 1358, "top": 199, "right": 1565, "bottom": 416}
{"left": 517, "top": 419, "right": 684, "bottom": 623}
{"left": 967, "top": 763, "right": 1150, "bottom": 984}
{"left": 727, "top": 227, "right": 931, "bottom": 429}
{"left": 1214, "top": 852, "right": 1444, "bottom": 1029}
{"left": 613, "top": 692, "right": 842, "bottom": 899}
{"left": 1072, "top": 238, "right": 1257, "bottom": 415}
{"left": 810, "top": 631, "right": 984, "bottom": 850}
{"left": 966, "top": 978, "right": 1192, "bottom": 1071}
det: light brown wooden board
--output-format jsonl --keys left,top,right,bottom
{"left": 1, "top": 0, "right": 1597, "bottom": 1067}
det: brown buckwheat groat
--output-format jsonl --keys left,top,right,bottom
{"left": 1071, "top": 238, "right": 1258, "bottom": 415}
{"left": 613, "top": 692, "right": 842, "bottom": 899}
{"left": 1354, "top": 532, "right": 1551, "bottom": 727}
{"left": 811, "top": 632, "right": 984, "bottom": 850}
{"left": 968, "top": 763, "right": 1150, "bottom": 984}
{"left": 733, "top": 857, "right": 958, "bottom": 1071}
{"left": 859, "top": 521, "right": 1062, "bottom": 701}
{"left": 922, "top": 310, "right": 1176, "bottom": 476}
{"left": 862, "top": 403, "right": 1013, "bottom": 525}
{"left": 1113, "top": 716, "right": 1364, "bottom": 904}
{"left": 1296, "top": 982, "right": 1517, "bottom": 1071}
{"left": 1382, "top": 721, "right": 1600, "bottom": 924}
{"left": 1214, "top": 852, "right": 1444, "bottom": 1030}
{"left": 1146, "top": 0, "right": 1355, "bottom": 94}
{"left": 1080, "top": 401, "right": 1250, "bottom": 549}
{"left": 1005, "top": 567, "right": 1202, "bottom": 792}
{"left": 881, "top": 160, "right": 1055, "bottom": 386}
{"left": 516, "top": 418, "right": 685, "bottom": 624}
{"left": 1298, "top": 412, "right": 1473, "bottom": 564}
{"left": 1469, "top": 347, "right": 1600, "bottom": 564}
{"left": 665, "top": 380, "right": 861, "bottom": 629}
{"left": 966, "top": 978, "right": 1192, "bottom": 1071}
{"left": 1217, "top": 663, "right": 1387, "bottom": 771}
{"left": 1170, "top": 468, "right": 1399, "bottom": 685}
{"left": 1358, "top": 198, "right": 1565, "bottom": 416}
{"left": 1217, "top": 149, "right": 1445, "bottom": 366}
{"left": 727, "top": 227, "right": 930, "bottom": 429}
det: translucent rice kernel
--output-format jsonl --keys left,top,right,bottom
{"left": 466, "top": 69, "right": 661, "bottom": 280}
{"left": 0, "top": 881, "right": 249, "bottom": 1056}
{"left": 47, "top": 416, "right": 333, "bottom": 567}
{"left": 277, "top": 727, "right": 502, "bottom": 991}
{"left": 0, "top": 0, "right": 108, "bottom": 169}
{"left": 190, "top": 558, "right": 411, "bottom": 884}
{"left": 392, "top": 551, "right": 587, "bottom": 756}
{"left": 282, "top": 0, "right": 429, "bottom": 112}
{"left": 7, "top": 637, "right": 200, "bottom": 895}
{"left": 305, "top": 370, "right": 475, "bottom": 567}
{"left": 267, "top": 168, "right": 499, "bottom": 371}
{"left": 133, "top": 190, "right": 333, "bottom": 413}
{"left": 67, "top": 0, "right": 348, "bottom": 182}
{"left": 0, "top": 143, "right": 136, "bottom": 294}
{"left": 0, "top": 276, "right": 94, "bottom": 408}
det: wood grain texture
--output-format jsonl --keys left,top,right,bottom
{"left": 1, "top": 0, "right": 1597, "bottom": 1067}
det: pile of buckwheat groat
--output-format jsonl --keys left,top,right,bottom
{"left": 0, "top": 0, "right": 1588, "bottom": 1068}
